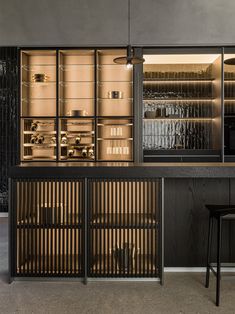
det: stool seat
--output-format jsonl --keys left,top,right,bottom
{"left": 205, "top": 204, "right": 235, "bottom": 306}
{"left": 205, "top": 204, "right": 235, "bottom": 216}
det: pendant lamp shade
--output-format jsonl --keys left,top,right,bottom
{"left": 224, "top": 58, "right": 235, "bottom": 65}
{"left": 113, "top": 45, "right": 145, "bottom": 65}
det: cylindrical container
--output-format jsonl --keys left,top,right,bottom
{"left": 108, "top": 91, "right": 123, "bottom": 99}
{"left": 144, "top": 111, "right": 156, "bottom": 119}
{"left": 32, "top": 73, "right": 49, "bottom": 82}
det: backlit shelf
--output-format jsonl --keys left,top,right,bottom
{"left": 97, "top": 137, "right": 133, "bottom": 140}
{"left": 98, "top": 98, "right": 133, "bottom": 100}
{"left": 23, "top": 131, "right": 57, "bottom": 135}
{"left": 61, "top": 143, "right": 94, "bottom": 147}
{"left": 143, "top": 79, "right": 214, "bottom": 82}
{"left": 143, "top": 98, "right": 214, "bottom": 102}
{"left": 59, "top": 64, "right": 94, "bottom": 69}
{"left": 22, "top": 82, "right": 56, "bottom": 87}
{"left": 22, "top": 64, "right": 56, "bottom": 70}
{"left": 59, "top": 98, "right": 95, "bottom": 100}
{"left": 59, "top": 81, "right": 95, "bottom": 85}
{"left": 98, "top": 81, "right": 133, "bottom": 83}
{"left": 143, "top": 118, "right": 213, "bottom": 121}
{"left": 97, "top": 123, "right": 133, "bottom": 126}
{"left": 22, "top": 98, "right": 56, "bottom": 100}
{"left": 23, "top": 155, "right": 57, "bottom": 160}
{"left": 23, "top": 143, "right": 56, "bottom": 147}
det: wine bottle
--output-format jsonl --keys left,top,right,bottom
{"left": 37, "top": 135, "right": 44, "bottom": 144}
{"left": 50, "top": 136, "right": 56, "bottom": 144}
{"left": 61, "top": 134, "right": 68, "bottom": 144}
{"left": 82, "top": 147, "right": 87, "bottom": 158}
{"left": 30, "top": 122, "right": 38, "bottom": 131}
{"left": 75, "top": 136, "right": 81, "bottom": 145}
{"left": 68, "top": 149, "right": 74, "bottom": 157}
{"left": 88, "top": 147, "right": 94, "bottom": 157}
{"left": 30, "top": 135, "right": 37, "bottom": 144}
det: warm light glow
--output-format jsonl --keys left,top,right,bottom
{"left": 143, "top": 118, "right": 213, "bottom": 121}
{"left": 126, "top": 62, "right": 133, "bottom": 69}
{"left": 143, "top": 99, "right": 213, "bottom": 102}
{"left": 143, "top": 54, "right": 220, "bottom": 64}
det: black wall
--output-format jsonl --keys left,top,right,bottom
{"left": 165, "top": 178, "right": 235, "bottom": 267}
{"left": 0, "top": 48, "right": 18, "bottom": 212}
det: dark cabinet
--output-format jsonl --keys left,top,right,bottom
{"left": 10, "top": 177, "right": 163, "bottom": 281}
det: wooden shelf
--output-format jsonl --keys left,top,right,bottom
{"left": 23, "top": 131, "right": 56, "bottom": 135}
{"left": 23, "top": 143, "right": 56, "bottom": 147}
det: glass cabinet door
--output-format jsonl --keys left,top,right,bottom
{"left": 20, "top": 48, "right": 134, "bottom": 162}
{"left": 58, "top": 50, "right": 95, "bottom": 160}
{"left": 20, "top": 50, "right": 57, "bottom": 161}
{"left": 97, "top": 49, "right": 134, "bottom": 161}
{"left": 223, "top": 49, "right": 235, "bottom": 159}
{"left": 142, "top": 50, "right": 222, "bottom": 162}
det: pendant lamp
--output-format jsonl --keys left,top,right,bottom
{"left": 113, "top": 0, "right": 145, "bottom": 68}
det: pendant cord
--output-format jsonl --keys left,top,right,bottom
{"left": 128, "top": 0, "right": 130, "bottom": 45}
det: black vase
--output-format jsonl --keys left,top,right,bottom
{"left": 113, "top": 243, "right": 135, "bottom": 271}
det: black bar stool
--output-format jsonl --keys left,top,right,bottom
{"left": 205, "top": 204, "right": 235, "bottom": 306}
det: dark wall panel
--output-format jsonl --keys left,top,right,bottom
{"left": 1, "top": 0, "right": 235, "bottom": 46}
{"left": 0, "top": 47, "right": 18, "bottom": 212}
{"left": 132, "top": 0, "right": 235, "bottom": 46}
{"left": 0, "top": 0, "right": 128, "bottom": 46}
{"left": 164, "top": 179, "right": 231, "bottom": 267}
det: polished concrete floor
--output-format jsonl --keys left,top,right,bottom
{"left": 1, "top": 217, "right": 235, "bottom": 314}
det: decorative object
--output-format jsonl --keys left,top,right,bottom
{"left": 113, "top": 242, "right": 135, "bottom": 271}
{"left": 32, "top": 73, "right": 49, "bottom": 82}
{"left": 108, "top": 91, "right": 123, "bottom": 99}
{"left": 67, "top": 109, "right": 88, "bottom": 117}
{"left": 144, "top": 111, "right": 156, "bottom": 119}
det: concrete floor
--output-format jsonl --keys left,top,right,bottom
{"left": 1, "top": 218, "right": 235, "bottom": 314}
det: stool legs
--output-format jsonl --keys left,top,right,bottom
{"left": 216, "top": 217, "right": 222, "bottom": 306}
{"left": 205, "top": 215, "right": 213, "bottom": 288}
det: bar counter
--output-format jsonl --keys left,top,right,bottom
{"left": 9, "top": 162, "right": 235, "bottom": 178}
{"left": 9, "top": 163, "right": 235, "bottom": 282}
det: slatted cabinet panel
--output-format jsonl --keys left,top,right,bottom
{"left": 88, "top": 178, "right": 161, "bottom": 278}
{"left": 14, "top": 179, "right": 84, "bottom": 277}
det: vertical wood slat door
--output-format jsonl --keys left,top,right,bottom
{"left": 88, "top": 178, "right": 161, "bottom": 278}
{"left": 13, "top": 179, "right": 84, "bottom": 277}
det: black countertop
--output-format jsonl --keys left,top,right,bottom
{"left": 9, "top": 162, "right": 235, "bottom": 178}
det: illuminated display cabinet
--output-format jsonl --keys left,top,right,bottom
{"left": 142, "top": 50, "right": 223, "bottom": 162}
{"left": 20, "top": 49, "right": 133, "bottom": 161}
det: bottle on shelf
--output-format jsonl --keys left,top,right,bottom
{"left": 50, "top": 136, "right": 56, "bottom": 144}
{"left": 75, "top": 136, "right": 81, "bottom": 145}
{"left": 30, "top": 135, "right": 38, "bottom": 144}
{"left": 82, "top": 147, "right": 88, "bottom": 158}
{"left": 88, "top": 147, "right": 94, "bottom": 158}
{"left": 68, "top": 149, "right": 74, "bottom": 157}
{"left": 37, "top": 135, "right": 44, "bottom": 144}
{"left": 61, "top": 134, "right": 68, "bottom": 144}
{"left": 30, "top": 122, "right": 38, "bottom": 132}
